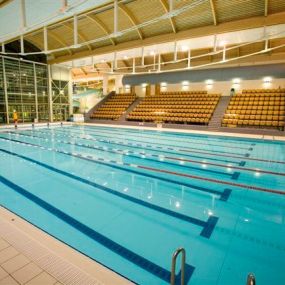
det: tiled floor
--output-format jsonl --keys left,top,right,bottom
{"left": 0, "top": 207, "right": 132, "bottom": 285}
{"left": 0, "top": 239, "right": 61, "bottom": 285}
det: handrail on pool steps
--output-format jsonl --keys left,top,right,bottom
{"left": 247, "top": 273, "right": 256, "bottom": 285}
{"left": 170, "top": 247, "right": 186, "bottom": 285}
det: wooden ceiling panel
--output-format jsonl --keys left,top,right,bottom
{"left": 269, "top": 0, "right": 285, "bottom": 14}
{"left": 95, "top": 8, "right": 114, "bottom": 34}
{"left": 174, "top": 1, "right": 213, "bottom": 31}
{"left": 48, "top": 23, "right": 74, "bottom": 47}
{"left": 215, "top": 0, "right": 265, "bottom": 23}
{"left": 7, "top": 0, "right": 283, "bottom": 63}
{"left": 141, "top": 19, "right": 174, "bottom": 38}
{"left": 77, "top": 16, "right": 105, "bottom": 42}
{"left": 126, "top": 0, "right": 165, "bottom": 21}
{"left": 115, "top": 30, "right": 142, "bottom": 44}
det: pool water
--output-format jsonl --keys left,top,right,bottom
{"left": 0, "top": 125, "right": 284, "bottom": 285}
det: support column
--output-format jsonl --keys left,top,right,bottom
{"left": 103, "top": 74, "right": 108, "bottom": 95}
{"left": 115, "top": 74, "right": 123, "bottom": 94}
{"left": 33, "top": 63, "right": 39, "bottom": 121}
{"left": 2, "top": 57, "right": 9, "bottom": 124}
{"left": 68, "top": 68, "right": 73, "bottom": 116}
{"left": 47, "top": 65, "right": 53, "bottom": 122}
{"left": 155, "top": 84, "right": 160, "bottom": 95}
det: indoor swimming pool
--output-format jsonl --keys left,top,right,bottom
{"left": 0, "top": 124, "right": 284, "bottom": 285}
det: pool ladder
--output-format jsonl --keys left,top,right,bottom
{"left": 170, "top": 249, "right": 256, "bottom": 285}
{"left": 170, "top": 247, "right": 186, "bottom": 285}
{"left": 247, "top": 273, "right": 256, "bottom": 285}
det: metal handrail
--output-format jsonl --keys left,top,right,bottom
{"left": 247, "top": 273, "right": 256, "bottom": 285}
{"left": 170, "top": 247, "right": 186, "bottom": 285}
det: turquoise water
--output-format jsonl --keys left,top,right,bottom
{"left": 0, "top": 125, "right": 284, "bottom": 285}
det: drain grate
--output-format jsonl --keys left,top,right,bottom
{"left": 0, "top": 217, "right": 103, "bottom": 285}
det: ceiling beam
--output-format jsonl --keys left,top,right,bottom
{"left": 80, "top": 67, "right": 87, "bottom": 75}
{"left": 48, "top": 31, "right": 73, "bottom": 55}
{"left": 122, "top": 59, "right": 129, "bottom": 67}
{"left": 49, "top": 12, "right": 285, "bottom": 64}
{"left": 118, "top": 3, "right": 143, "bottom": 40}
{"left": 85, "top": 14, "right": 116, "bottom": 46}
{"left": 62, "top": 22, "right": 92, "bottom": 50}
{"left": 0, "top": 0, "right": 12, "bottom": 8}
{"left": 265, "top": 0, "right": 269, "bottom": 17}
{"left": 26, "top": 31, "right": 73, "bottom": 55}
{"left": 159, "top": 0, "right": 177, "bottom": 34}
{"left": 93, "top": 64, "right": 100, "bottom": 73}
{"left": 209, "top": 0, "right": 217, "bottom": 25}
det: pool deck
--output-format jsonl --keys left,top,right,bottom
{"left": 0, "top": 121, "right": 284, "bottom": 285}
{"left": 0, "top": 207, "right": 133, "bottom": 285}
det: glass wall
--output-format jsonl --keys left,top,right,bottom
{"left": 52, "top": 79, "right": 70, "bottom": 121}
{"left": 0, "top": 56, "right": 72, "bottom": 124}
{"left": 0, "top": 59, "right": 6, "bottom": 123}
{"left": 0, "top": 55, "right": 49, "bottom": 124}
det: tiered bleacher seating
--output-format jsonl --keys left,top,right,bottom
{"left": 90, "top": 93, "right": 136, "bottom": 120}
{"left": 222, "top": 89, "right": 285, "bottom": 130}
{"left": 127, "top": 91, "right": 221, "bottom": 124}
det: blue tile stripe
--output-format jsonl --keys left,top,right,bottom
{"left": 51, "top": 128, "right": 251, "bottom": 156}
{"left": 0, "top": 175, "right": 195, "bottom": 283}
{"left": 74, "top": 125, "right": 256, "bottom": 146}
{"left": 69, "top": 126, "right": 253, "bottom": 151}
{"left": 25, "top": 129, "right": 245, "bottom": 166}
{"left": 12, "top": 131, "right": 234, "bottom": 179}
{"left": 0, "top": 135, "right": 231, "bottom": 202}
{"left": 0, "top": 146, "right": 219, "bottom": 238}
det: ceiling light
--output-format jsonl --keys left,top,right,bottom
{"left": 206, "top": 79, "right": 213, "bottom": 85}
{"left": 219, "top": 40, "right": 227, "bottom": 47}
{"left": 181, "top": 45, "right": 188, "bottom": 52}
{"left": 232, "top": 78, "right": 241, "bottom": 84}
{"left": 150, "top": 50, "right": 155, "bottom": 56}
{"left": 263, "top": 76, "right": 272, "bottom": 83}
{"left": 123, "top": 55, "right": 128, "bottom": 60}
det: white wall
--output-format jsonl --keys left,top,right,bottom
{"left": 135, "top": 85, "right": 146, "bottom": 97}
{"left": 155, "top": 78, "right": 285, "bottom": 96}
{"left": 78, "top": 94, "right": 102, "bottom": 113}
{"left": 51, "top": 65, "right": 70, "bottom": 81}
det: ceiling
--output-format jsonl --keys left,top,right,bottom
{"left": 2, "top": 0, "right": 285, "bottom": 66}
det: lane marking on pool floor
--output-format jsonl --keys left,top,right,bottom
{"left": 50, "top": 128, "right": 252, "bottom": 156}
{"left": 68, "top": 125, "right": 254, "bottom": 151}
{"left": 0, "top": 175, "right": 195, "bottom": 283}
{"left": 73, "top": 125, "right": 256, "bottom": 146}
{"left": 23, "top": 129, "right": 247, "bottom": 166}
{"left": 1, "top": 136, "right": 284, "bottom": 196}
{"left": 0, "top": 136, "right": 232, "bottom": 202}
{"left": 10, "top": 131, "right": 239, "bottom": 180}
{"left": 41, "top": 128, "right": 285, "bottom": 164}
{"left": 8, "top": 131, "right": 285, "bottom": 177}
{"left": 0, "top": 147, "right": 218, "bottom": 238}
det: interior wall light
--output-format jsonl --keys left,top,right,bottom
{"left": 263, "top": 76, "right": 272, "bottom": 88}
{"left": 232, "top": 78, "right": 241, "bottom": 85}
{"left": 182, "top": 80, "right": 189, "bottom": 91}
{"left": 263, "top": 76, "right": 272, "bottom": 83}
{"left": 206, "top": 79, "right": 213, "bottom": 90}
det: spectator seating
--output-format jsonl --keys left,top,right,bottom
{"left": 90, "top": 93, "right": 136, "bottom": 120}
{"left": 127, "top": 91, "right": 221, "bottom": 124}
{"left": 222, "top": 89, "right": 285, "bottom": 130}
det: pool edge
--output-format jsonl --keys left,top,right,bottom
{"left": 0, "top": 206, "right": 134, "bottom": 285}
